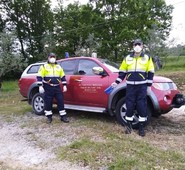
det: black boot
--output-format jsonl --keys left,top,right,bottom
{"left": 60, "top": 115, "right": 69, "bottom": 123}
{"left": 139, "top": 122, "right": 145, "bottom": 137}
{"left": 46, "top": 115, "right": 52, "bottom": 123}
{"left": 125, "top": 121, "right": 132, "bottom": 134}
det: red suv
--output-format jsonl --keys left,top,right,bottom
{"left": 18, "top": 56, "right": 184, "bottom": 128}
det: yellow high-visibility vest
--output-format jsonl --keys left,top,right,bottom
{"left": 116, "top": 53, "right": 154, "bottom": 85}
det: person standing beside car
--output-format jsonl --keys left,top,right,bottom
{"left": 37, "top": 53, "right": 69, "bottom": 123}
{"left": 111, "top": 39, "right": 154, "bottom": 136}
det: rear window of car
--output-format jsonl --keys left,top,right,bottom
{"left": 60, "top": 60, "right": 76, "bottom": 75}
{"left": 27, "top": 64, "right": 42, "bottom": 74}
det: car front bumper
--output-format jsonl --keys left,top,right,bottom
{"left": 172, "top": 93, "right": 185, "bottom": 108}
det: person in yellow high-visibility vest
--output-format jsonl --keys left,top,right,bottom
{"left": 111, "top": 39, "right": 154, "bottom": 136}
{"left": 37, "top": 53, "right": 69, "bottom": 123}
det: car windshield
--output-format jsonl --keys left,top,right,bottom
{"left": 100, "top": 59, "right": 119, "bottom": 72}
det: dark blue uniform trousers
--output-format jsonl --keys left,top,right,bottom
{"left": 44, "top": 84, "right": 64, "bottom": 112}
{"left": 126, "top": 84, "right": 147, "bottom": 122}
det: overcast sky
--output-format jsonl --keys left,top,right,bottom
{"left": 52, "top": 0, "right": 185, "bottom": 45}
{"left": 165, "top": 0, "right": 185, "bottom": 45}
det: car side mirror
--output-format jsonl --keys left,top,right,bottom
{"left": 92, "top": 66, "right": 104, "bottom": 75}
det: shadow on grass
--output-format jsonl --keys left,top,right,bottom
{"left": 32, "top": 107, "right": 117, "bottom": 125}
{"left": 62, "top": 109, "right": 117, "bottom": 125}
{"left": 30, "top": 106, "right": 185, "bottom": 135}
{"left": 148, "top": 115, "right": 185, "bottom": 135}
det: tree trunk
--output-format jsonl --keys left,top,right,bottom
{"left": 114, "top": 49, "right": 118, "bottom": 61}
{"left": 0, "top": 78, "right": 2, "bottom": 89}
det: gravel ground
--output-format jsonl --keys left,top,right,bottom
{"left": 0, "top": 112, "right": 89, "bottom": 170}
{"left": 0, "top": 106, "right": 185, "bottom": 170}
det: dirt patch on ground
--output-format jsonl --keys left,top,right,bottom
{"left": 0, "top": 112, "right": 89, "bottom": 170}
{"left": 146, "top": 106, "right": 185, "bottom": 150}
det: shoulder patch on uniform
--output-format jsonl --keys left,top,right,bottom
{"left": 144, "top": 54, "right": 150, "bottom": 59}
{"left": 141, "top": 57, "right": 146, "bottom": 61}
{"left": 127, "top": 55, "right": 134, "bottom": 61}
{"left": 56, "top": 65, "right": 61, "bottom": 69}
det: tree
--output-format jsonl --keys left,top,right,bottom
{"left": 54, "top": 2, "right": 104, "bottom": 57}
{"left": 89, "top": 0, "right": 173, "bottom": 61}
{"left": 0, "top": 0, "right": 174, "bottom": 65}
{"left": 0, "top": 14, "right": 6, "bottom": 32}
{"left": 1, "top": 0, "right": 54, "bottom": 64}
{"left": 0, "top": 31, "right": 27, "bottom": 83}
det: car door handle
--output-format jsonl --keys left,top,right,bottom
{"left": 74, "top": 79, "right": 82, "bottom": 82}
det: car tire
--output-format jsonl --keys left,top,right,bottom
{"left": 31, "top": 93, "right": 45, "bottom": 115}
{"left": 115, "top": 97, "right": 151, "bottom": 129}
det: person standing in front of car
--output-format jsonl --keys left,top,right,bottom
{"left": 111, "top": 39, "right": 154, "bottom": 136}
{"left": 37, "top": 53, "right": 69, "bottom": 123}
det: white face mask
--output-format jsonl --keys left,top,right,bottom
{"left": 134, "top": 45, "right": 142, "bottom": 53}
{"left": 48, "top": 57, "right": 56, "bottom": 63}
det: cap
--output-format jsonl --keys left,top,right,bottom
{"left": 48, "top": 53, "right": 56, "bottom": 57}
{"left": 133, "top": 39, "right": 143, "bottom": 45}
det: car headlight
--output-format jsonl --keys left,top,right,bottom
{"left": 171, "top": 82, "right": 177, "bottom": 90}
{"left": 152, "top": 82, "right": 177, "bottom": 90}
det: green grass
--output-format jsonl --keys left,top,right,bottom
{"left": 0, "top": 80, "right": 19, "bottom": 92}
{"left": 0, "top": 80, "right": 31, "bottom": 117}
{"left": 57, "top": 129, "right": 185, "bottom": 170}
{"left": 158, "top": 55, "right": 185, "bottom": 72}
{"left": 154, "top": 55, "right": 185, "bottom": 90}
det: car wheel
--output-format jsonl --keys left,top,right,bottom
{"left": 31, "top": 93, "right": 45, "bottom": 115}
{"left": 115, "top": 97, "right": 151, "bottom": 129}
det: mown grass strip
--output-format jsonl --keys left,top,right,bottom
{"left": 57, "top": 135, "right": 185, "bottom": 170}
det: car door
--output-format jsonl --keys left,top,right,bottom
{"left": 60, "top": 59, "right": 78, "bottom": 104}
{"left": 70, "top": 59, "right": 109, "bottom": 107}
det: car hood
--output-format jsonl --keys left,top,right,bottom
{"left": 153, "top": 75, "right": 173, "bottom": 83}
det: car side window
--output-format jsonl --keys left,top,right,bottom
{"left": 27, "top": 64, "right": 41, "bottom": 74}
{"left": 78, "top": 59, "right": 99, "bottom": 76}
{"left": 60, "top": 60, "right": 76, "bottom": 75}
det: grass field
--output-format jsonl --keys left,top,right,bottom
{"left": 158, "top": 55, "right": 185, "bottom": 72}
{"left": 0, "top": 56, "right": 185, "bottom": 169}
{"left": 0, "top": 80, "right": 31, "bottom": 117}
{"left": 156, "top": 55, "right": 185, "bottom": 93}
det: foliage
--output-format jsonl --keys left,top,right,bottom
{"left": 0, "top": 31, "right": 27, "bottom": 80}
{"left": 0, "top": 0, "right": 175, "bottom": 78}
{"left": 89, "top": 0, "right": 173, "bottom": 61}
{"left": 51, "top": 0, "right": 173, "bottom": 61}
{"left": 1, "top": 0, "right": 54, "bottom": 64}
{"left": 54, "top": 3, "right": 101, "bottom": 57}
{"left": 0, "top": 14, "right": 6, "bottom": 32}
{"left": 168, "top": 45, "right": 185, "bottom": 56}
